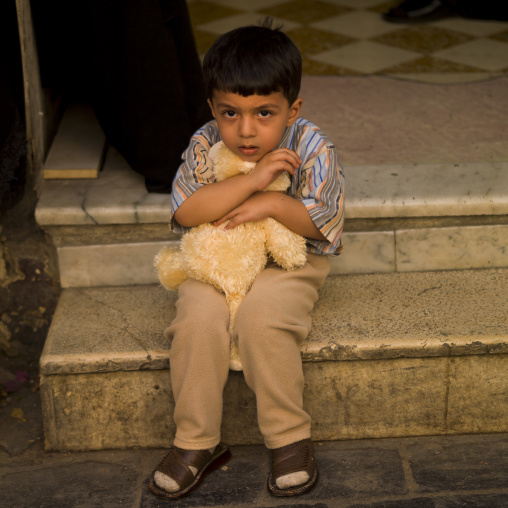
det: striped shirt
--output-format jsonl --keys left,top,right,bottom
{"left": 170, "top": 118, "right": 345, "bottom": 255}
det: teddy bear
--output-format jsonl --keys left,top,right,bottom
{"left": 155, "top": 141, "right": 307, "bottom": 371}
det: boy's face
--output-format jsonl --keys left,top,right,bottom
{"left": 208, "top": 91, "right": 303, "bottom": 163}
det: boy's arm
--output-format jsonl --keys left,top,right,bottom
{"left": 174, "top": 173, "right": 258, "bottom": 227}
{"left": 214, "top": 133, "right": 344, "bottom": 251}
{"left": 174, "top": 148, "right": 302, "bottom": 227}
{"left": 214, "top": 191, "right": 326, "bottom": 241}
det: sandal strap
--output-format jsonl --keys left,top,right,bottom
{"left": 271, "top": 439, "right": 315, "bottom": 480}
{"left": 155, "top": 447, "right": 214, "bottom": 490}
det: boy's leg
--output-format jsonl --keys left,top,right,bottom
{"left": 234, "top": 253, "right": 330, "bottom": 448}
{"left": 166, "top": 278, "right": 231, "bottom": 450}
{"left": 150, "top": 279, "right": 232, "bottom": 498}
{"left": 234, "top": 253, "right": 329, "bottom": 495}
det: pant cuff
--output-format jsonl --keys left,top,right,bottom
{"left": 264, "top": 429, "right": 312, "bottom": 450}
{"left": 173, "top": 436, "right": 221, "bottom": 451}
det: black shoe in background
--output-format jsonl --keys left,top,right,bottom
{"left": 382, "top": 0, "right": 457, "bottom": 23}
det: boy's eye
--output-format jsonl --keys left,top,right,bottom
{"left": 223, "top": 110, "right": 237, "bottom": 118}
{"left": 258, "top": 110, "right": 272, "bottom": 118}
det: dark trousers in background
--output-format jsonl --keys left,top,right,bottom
{"left": 445, "top": 0, "right": 508, "bottom": 20}
{"left": 32, "top": 0, "right": 211, "bottom": 193}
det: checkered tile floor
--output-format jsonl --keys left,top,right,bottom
{"left": 188, "top": 0, "right": 508, "bottom": 83}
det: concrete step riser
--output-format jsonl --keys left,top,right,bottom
{"left": 55, "top": 224, "right": 508, "bottom": 287}
{"left": 40, "top": 353, "right": 507, "bottom": 452}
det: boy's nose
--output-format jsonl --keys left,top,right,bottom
{"left": 239, "top": 117, "right": 255, "bottom": 138}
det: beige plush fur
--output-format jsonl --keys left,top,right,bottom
{"left": 155, "top": 141, "right": 307, "bottom": 371}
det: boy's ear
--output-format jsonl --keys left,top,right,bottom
{"left": 286, "top": 98, "right": 303, "bottom": 126}
{"left": 207, "top": 99, "right": 215, "bottom": 118}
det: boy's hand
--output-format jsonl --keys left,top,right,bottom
{"left": 249, "top": 148, "right": 302, "bottom": 191}
{"left": 214, "top": 192, "right": 279, "bottom": 230}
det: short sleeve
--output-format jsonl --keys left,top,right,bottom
{"left": 170, "top": 121, "right": 221, "bottom": 233}
{"left": 288, "top": 120, "right": 345, "bottom": 255}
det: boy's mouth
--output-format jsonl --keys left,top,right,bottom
{"left": 239, "top": 146, "right": 259, "bottom": 156}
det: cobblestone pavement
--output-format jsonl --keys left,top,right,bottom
{"left": 1, "top": 388, "right": 507, "bottom": 508}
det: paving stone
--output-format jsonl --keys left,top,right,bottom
{"left": 348, "top": 499, "right": 434, "bottom": 508}
{"left": 432, "top": 494, "right": 508, "bottom": 507}
{"left": 304, "top": 447, "right": 407, "bottom": 501}
{"left": 257, "top": 504, "right": 331, "bottom": 508}
{"left": 405, "top": 435, "right": 508, "bottom": 492}
{"left": 0, "top": 461, "right": 139, "bottom": 508}
{"left": 1, "top": 435, "right": 508, "bottom": 507}
{"left": 0, "top": 388, "right": 43, "bottom": 456}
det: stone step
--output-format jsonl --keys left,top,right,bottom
{"left": 36, "top": 145, "right": 508, "bottom": 286}
{"left": 35, "top": 75, "right": 508, "bottom": 285}
{"left": 39, "top": 268, "right": 508, "bottom": 451}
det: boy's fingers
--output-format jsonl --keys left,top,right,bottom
{"left": 213, "top": 214, "right": 229, "bottom": 227}
{"left": 273, "top": 148, "right": 302, "bottom": 166}
{"left": 257, "top": 152, "right": 299, "bottom": 177}
{"left": 284, "top": 162, "right": 296, "bottom": 175}
{"left": 224, "top": 218, "right": 238, "bottom": 229}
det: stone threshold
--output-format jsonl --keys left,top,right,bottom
{"left": 35, "top": 145, "right": 508, "bottom": 227}
{"left": 36, "top": 75, "right": 508, "bottom": 228}
{"left": 33, "top": 75, "right": 508, "bottom": 281}
{"left": 34, "top": 146, "right": 508, "bottom": 282}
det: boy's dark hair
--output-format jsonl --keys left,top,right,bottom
{"left": 203, "top": 19, "right": 302, "bottom": 105}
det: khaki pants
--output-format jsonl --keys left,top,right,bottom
{"left": 165, "top": 253, "right": 330, "bottom": 450}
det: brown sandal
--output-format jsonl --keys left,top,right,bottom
{"left": 267, "top": 438, "right": 318, "bottom": 497}
{"left": 148, "top": 442, "right": 231, "bottom": 499}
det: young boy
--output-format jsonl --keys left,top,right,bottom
{"left": 149, "top": 20, "right": 345, "bottom": 500}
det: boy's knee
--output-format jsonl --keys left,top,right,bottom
{"left": 174, "top": 281, "right": 229, "bottom": 328}
{"left": 235, "top": 294, "right": 310, "bottom": 349}
{"left": 235, "top": 293, "right": 273, "bottom": 332}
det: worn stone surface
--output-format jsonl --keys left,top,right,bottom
{"left": 40, "top": 353, "right": 508, "bottom": 451}
{"left": 57, "top": 241, "right": 177, "bottom": 288}
{"left": 40, "top": 269, "right": 508, "bottom": 376}
{"left": 405, "top": 434, "right": 508, "bottom": 493}
{"left": 35, "top": 153, "right": 508, "bottom": 226}
{"left": 308, "top": 355, "right": 508, "bottom": 441}
{"left": 396, "top": 224, "right": 508, "bottom": 272}
{"left": 37, "top": 268, "right": 508, "bottom": 451}
{"left": 305, "top": 358, "right": 449, "bottom": 441}
{"left": 1, "top": 461, "right": 140, "bottom": 507}
{"left": 45, "top": 223, "right": 177, "bottom": 247}
{"left": 306, "top": 269, "right": 508, "bottom": 362}
{"left": 40, "top": 370, "right": 175, "bottom": 451}
{"left": 50, "top": 220, "right": 508, "bottom": 286}
{"left": 40, "top": 286, "right": 176, "bottom": 376}
{"left": 446, "top": 355, "right": 508, "bottom": 433}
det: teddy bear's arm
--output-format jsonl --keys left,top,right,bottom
{"left": 154, "top": 247, "right": 188, "bottom": 290}
{"left": 263, "top": 218, "right": 307, "bottom": 271}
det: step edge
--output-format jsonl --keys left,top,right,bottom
{"left": 35, "top": 160, "right": 508, "bottom": 226}
{"left": 40, "top": 336, "right": 508, "bottom": 376}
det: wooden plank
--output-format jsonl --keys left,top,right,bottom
{"left": 43, "top": 103, "right": 106, "bottom": 179}
{"left": 16, "top": 0, "right": 46, "bottom": 186}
